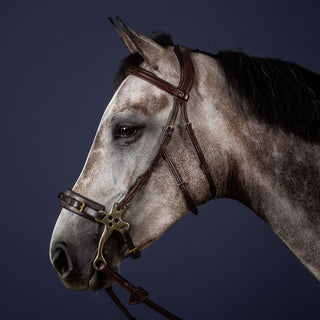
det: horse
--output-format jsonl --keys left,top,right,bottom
{"left": 49, "top": 17, "right": 320, "bottom": 318}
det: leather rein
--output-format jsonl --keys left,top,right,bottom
{"left": 58, "top": 45, "right": 215, "bottom": 320}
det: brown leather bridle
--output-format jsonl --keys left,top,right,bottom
{"left": 58, "top": 45, "right": 215, "bottom": 320}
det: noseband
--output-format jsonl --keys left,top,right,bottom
{"left": 58, "top": 45, "right": 215, "bottom": 320}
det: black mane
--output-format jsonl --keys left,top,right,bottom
{"left": 115, "top": 33, "right": 320, "bottom": 143}
{"left": 208, "top": 50, "right": 320, "bottom": 143}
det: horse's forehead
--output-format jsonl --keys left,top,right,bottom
{"left": 110, "top": 76, "right": 172, "bottom": 116}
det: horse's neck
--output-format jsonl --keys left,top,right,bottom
{"left": 229, "top": 123, "right": 320, "bottom": 279}
{"left": 194, "top": 53, "right": 320, "bottom": 280}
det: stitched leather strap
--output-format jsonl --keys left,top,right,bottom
{"left": 58, "top": 189, "right": 105, "bottom": 222}
{"left": 100, "top": 263, "right": 182, "bottom": 320}
{"left": 174, "top": 46, "right": 194, "bottom": 94}
{"left": 105, "top": 287, "right": 137, "bottom": 320}
{"left": 121, "top": 228, "right": 141, "bottom": 259}
{"left": 126, "top": 66, "right": 189, "bottom": 101}
{"left": 182, "top": 107, "right": 216, "bottom": 198}
{"left": 175, "top": 46, "right": 216, "bottom": 199}
{"left": 163, "top": 151, "right": 198, "bottom": 214}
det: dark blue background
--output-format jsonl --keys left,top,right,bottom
{"left": 1, "top": 0, "right": 320, "bottom": 319}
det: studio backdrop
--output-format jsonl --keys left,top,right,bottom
{"left": 1, "top": 1, "right": 320, "bottom": 319}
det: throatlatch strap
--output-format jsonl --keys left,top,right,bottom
{"left": 163, "top": 151, "right": 198, "bottom": 214}
{"left": 174, "top": 46, "right": 216, "bottom": 199}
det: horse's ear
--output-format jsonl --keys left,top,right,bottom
{"left": 109, "top": 17, "right": 166, "bottom": 70}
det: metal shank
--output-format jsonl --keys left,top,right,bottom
{"left": 93, "top": 203, "right": 129, "bottom": 270}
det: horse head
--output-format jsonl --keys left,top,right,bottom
{"left": 49, "top": 18, "right": 227, "bottom": 292}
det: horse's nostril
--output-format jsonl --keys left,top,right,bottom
{"left": 53, "top": 247, "right": 70, "bottom": 277}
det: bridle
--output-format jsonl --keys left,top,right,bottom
{"left": 58, "top": 45, "right": 216, "bottom": 320}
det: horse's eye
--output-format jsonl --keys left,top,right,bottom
{"left": 118, "top": 125, "right": 138, "bottom": 138}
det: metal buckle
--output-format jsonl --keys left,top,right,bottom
{"left": 129, "top": 247, "right": 139, "bottom": 255}
{"left": 76, "top": 200, "right": 86, "bottom": 213}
